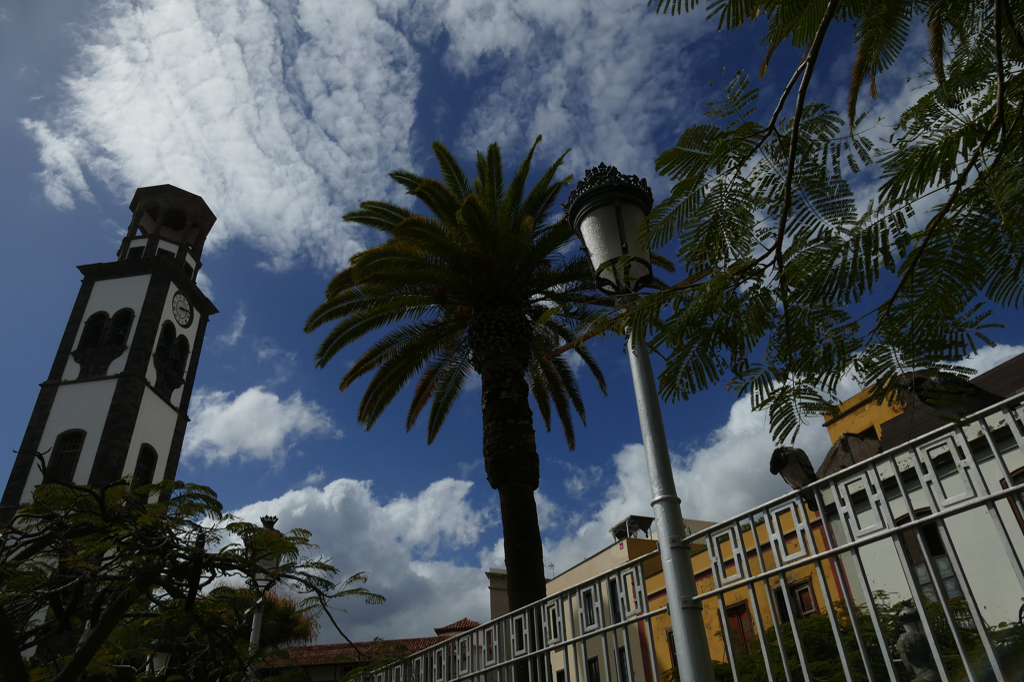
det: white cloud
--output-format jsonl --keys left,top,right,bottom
{"left": 220, "top": 348, "right": 1024, "bottom": 639}
{"left": 183, "top": 386, "right": 340, "bottom": 465}
{"left": 217, "top": 306, "right": 246, "bottom": 345}
{"left": 195, "top": 270, "right": 214, "bottom": 300}
{"left": 559, "top": 460, "right": 603, "bottom": 499}
{"left": 959, "top": 344, "right": 1024, "bottom": 375}
{"left": 230, "top": 476, "right": 491, "bottom": 640}
{"left": 303, "top": 467, "right": 326, "bottom": 486}
{"left": 535, "top": 490, "right": 558, "bottom": 531}
{"left": 457, "top": 458, "right": 483, "bottom": 478}
{"left": 21, "top": 119, "right": 94, "bottom": 210}
{"left": 253, "top": 338, "right": 298, "bottom": 385}
{"left": 28, "top": 0, "right": 719, "bottom": 272}
{"left": 540, "top": 343, "right": 1024, "bottom": 572}
{"left": 540, "top": 401, "right": 834, "bottom": 573}
{"left": 441, "top": 0, "right": 711, "bottom": 186}
{"left": 25, "top": 0, "right": 421, "bottom": 271}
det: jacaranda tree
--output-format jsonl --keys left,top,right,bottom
{"left": 305, "top": 138, "right": 608, "bottom": 609}
{"left": 600, "top": 0, "right": 1024, "bottom": 439}
{"left": 0, "top": 472, "right": 382, "bottom": 682}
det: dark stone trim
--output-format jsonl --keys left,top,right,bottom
{"left": 163, "top": 310, "right": 209, "bottom": 485}
{"left": 47, "top": 279, "right": 95, "bottom": 383}
{"left": 143, "top": 233, "right": 160, "bottom": 258}
{"left": 88, "top": 270, "right": 173, "bottom": 487}
{"left": 79, "top": 259, "right": 217, "bottom": 317}
{"left": 0, "top": 384, "right": 59, "bottom": 524}
{"left": 71, "top": 346, "right": 127, "bottom": 379}
{"left": 1, "top": 278, "right": 96, "bottom": 524}
{"left": 5, "top": 251, "right": 217, "bottom": 514}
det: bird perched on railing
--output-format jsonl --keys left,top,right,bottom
{"left": 770, "top": 446, "right": 819, "bottom": 512}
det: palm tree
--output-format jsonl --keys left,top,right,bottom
{"left": 305, "top": 137, "right": 607, "bottom": 609}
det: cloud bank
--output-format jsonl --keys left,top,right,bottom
{"left": 25, "top": 0, "right": 421, "bottom": 270}
{"left": 183, "top": 386, "right": 340, "bottom": 465}
{"left": 26, "top": 0, "right": 711, "bottom": 271}
{"left": 224, "top": 345, "right": 1023, "bottom": 641}
{"left": 230, "top": 477, "right": 492, "bottom": 641}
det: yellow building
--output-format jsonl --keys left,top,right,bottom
{"left": 488, "top": 513, "right": 845, "bottom": 676}
{"left": 644, "top": 513, "right": 844, "bottom": 670}
{"left": 822, "top": 384, "right": 902, "bottom": 444}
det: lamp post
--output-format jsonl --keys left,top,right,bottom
{"left": 563, "top": 164, "right": 714, "bottom": 682}
{"left": 247, "top": 515, "right": 283, "bottom": 680}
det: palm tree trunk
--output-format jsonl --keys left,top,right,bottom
{"left": 475, "top": 309, "right": 547, "bottom": 611}
{"left": 497, "top": 483, "right": 547, "bottom": 610}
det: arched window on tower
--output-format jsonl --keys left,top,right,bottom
{"left": 79, "top": 312, "right": 108, "bottom": 351}
{"left": 106, "top": 308, "right": 134, "bottom": 347}
{"left": 48, "top": 430, "right": 86, "bottom": 483}
{"left": 156, "top": 321, "right": 176, "bottom": 360}
{"left": 132, "top": 445, "right": 159, "bottom": 488}
{"left": 154, "top": 322, "right": 188, "bottom": 398}
{"left": 172, "top": 336, "right": 190, "bottom": 376}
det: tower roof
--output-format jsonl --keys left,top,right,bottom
{"left": 129, "top": 184, "right": 216, "bottom": 229}
{"left": 123, "top": 184, "right": 217, "bottom": 264}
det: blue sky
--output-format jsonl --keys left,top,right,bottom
{"left": 2, "top": 0, "right": 1022, "bottom": 643}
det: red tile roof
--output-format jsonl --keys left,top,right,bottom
{"left": 434, "top": 618, "right": 481, "bottom": 636}
{"left": 266, "top": 636, "right": 448, "bottom": 668}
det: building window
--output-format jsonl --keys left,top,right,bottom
{"left": 898, "top": 512, "right": 965, "bottom": 604}
{"left": 133, "top": 445, "right": 159, "bottom": 488}
{"left": 79, "top": 312, "right": 108, "bottom": 351}
{"left": 157, "top": 321, "right": 176, "bottom": 358}
{"left": 127, "top": 246, "right": 145, "bottom": 259}
{"left": 582, "top": 588, "right": 597, "bottom": 628}
{"left": 172, "top": 336, "right": 190, "bottom": 375}
{"left": 609, "top": 578, "right": 622, "bottom": 623}
{"left": 49, "top": 430, "right": 85, "bottom": 483}
{"left": 153, "top": 321, "right": 190, "bottom": 397}
{"left": 773, "top": 580, "right": 818, "bottom": 623}
{"left": 617, "top": 646, "right": 629, "bottom": 682}
{"left": 164, "top": 208, "right": 187, "bottom": 230}
{"left": 725, "top": 602, "right": 755, "bottom": 654}
{"left": 586, "top": 657, "right": 600, "bottom": 682}
{"left": 74, "top": 309, "right": 133, "bottom": 378}
{"left": 106, "top": 308, "right": 134, "bottom": 347}
{"left": 792, "top": 583, "right": 817, "bottom": 616}
{"left": 905, "top": 522, "right": 963, "bottom": 602}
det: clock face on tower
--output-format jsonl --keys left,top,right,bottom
{"left": 172, "top": 291, "right": 193, "bottom": 327}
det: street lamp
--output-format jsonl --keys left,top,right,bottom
{"left": 563, "top": 164, "right": 714, "bottom": 682}
{"left": 247, "top": 515, "right": 283, "bottom": 679}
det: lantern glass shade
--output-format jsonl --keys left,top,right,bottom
{"left": 253, "top": 552, "right": 281, "bottom": 590}
{"left": 562, "top": 163, "right": 655, "bottom": 295}
{"left": 577, "top": 201, "right": 652, "bottom": 294}
{"left": 150, "top": 651, "right": 171, "bottom": 672}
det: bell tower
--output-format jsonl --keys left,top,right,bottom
{"left": 1, "top": 185, "right": 218, "bottom": 523}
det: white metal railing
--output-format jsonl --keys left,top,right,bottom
{"left": 379, "top": 395, "right": 1024, "bottom": 682}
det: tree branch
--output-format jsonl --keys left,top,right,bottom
{"left": 544, "top": 266, "right": 714, "bottom": 359}
{"left": 774, "top": 0, "right": 841, "bottom": 268}
{"left": 0, "top": 604, "right": 30, "bottom": 682}
{"left": 51, "top": 573, "right": 158, "bottom": 682}
{"left": 995, "top": 0, "right": 1007, "bottom": 135}
{"left": 872, "top": 113, "right": 1003, "bottom": 334}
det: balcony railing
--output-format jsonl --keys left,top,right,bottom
{"left": 377, "top": 394, "right": 1024, "bottom": 682}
